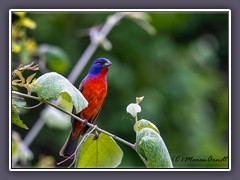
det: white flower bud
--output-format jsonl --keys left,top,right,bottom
{"left": 126, "top": 103, "right": 141, "bottom": 117}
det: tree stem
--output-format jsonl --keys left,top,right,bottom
{"left": 12, "top": 91, "right": 136, "bottom": 150}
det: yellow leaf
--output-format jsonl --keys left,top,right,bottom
{"left": 22, "top": 18, "right": 37, "bottom": 29}
{"left": 23, "top": 84, "right": 31, "bottom": 95}
{"left": 12, "top": 28, "right": 17, "bottom": 40}
{"left": 12, "top": 42, "right": 21, "bottom": 53}
{"left": 12, "top": 79, "right": 22, "bottom": 85}
{"left": 14, "top": 70, "right": 25, "bottom": 83}
{"left": 26, "top": 73, "right": 36, "bottom": 84}
{"left": 26, "top": 39, "right": 37, "bottom": 53}
{"left": 31, "top": 78, "right": 36, "bottom": 83}
{"left": 14, "top": 12, "right": 26, "bottom": 18}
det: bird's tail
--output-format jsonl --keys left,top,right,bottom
{"left": 59, "top": 131, "right": 81, "bottom": 157}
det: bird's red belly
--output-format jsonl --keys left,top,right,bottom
{"left": 78, "top": 78, "right": 107, "bottom": 122}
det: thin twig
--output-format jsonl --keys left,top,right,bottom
{"left": 12, "top": 91, "right": 136, "bottom": 150}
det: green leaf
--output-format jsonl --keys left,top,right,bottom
{"left": 39, "top": 45, "right": 70, "bottom": 75}
{"left": 31, "top": 72, "right": 88, "bottom": 114}
{"left": 12, "top": 86, "right": 18, "bottom": 91}
{"left": 135, "top": 128, "right": 173, "bottom": 168}
{"left": 12, "top": 111, "right": 28, "bottom": 130}
{"left": 75, "top": 133, "right": 124, "bottom": 168}
{"left": 58, "top": 92, "right": 73, "bottom": 112}
{"left": 134, "top": 119, "right": 160, "bottom": 134}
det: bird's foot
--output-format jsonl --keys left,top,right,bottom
{"left": 82, "top": 119, "right": 88, "bottom": 126}
{"left": 93, "top": 130, "right": 99, "bottom": 140}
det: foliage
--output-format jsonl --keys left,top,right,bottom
{"left": 12, "top": 111, "right": 28, "bottom": 130}
{"left": 12, "top": 12, "right": 37, "bottom": 64}
{"left": 75, "top": 133, "right": 123, "bottom": 168}
{"left": 12, "top": 62, "right": 40, "bottom": 94}
{"left": 135, "top": 121, "right": 173, "bottom": 168}
{"left": 127, "top": 98, "right": 173, "bottom": 168}
{"left": 11, "top": 62, "right": 40, "bottom": 129}
{"left": 31, "top": 72, "right": 88, "bottom": 114}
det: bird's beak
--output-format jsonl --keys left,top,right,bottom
{"left": 103, "top": 61, "right": 112, "bottom": 67}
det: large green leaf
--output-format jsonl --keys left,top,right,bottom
{"left": 31, "top": 72, "right": 88, "bottom": 114}
{"left": 75, "top": 133, "right": 123, "bottom": 168}
{"left": 135, "top": 120, "right": 173, "bottom": 168}
{"left": 12, "top": 111, "right": 28, "bottom": 130}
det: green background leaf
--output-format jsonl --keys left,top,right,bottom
{"left": 41, "top": 106, "right": 71, "bottom": 130}
{"left": 76, "top": 133, "right": 124, "bottom": 168}
{"left": 31, "top": 72, "right": 88, "bottom": 113}
{"left": 40, "top": 44, "right": 70, "bottom": 75}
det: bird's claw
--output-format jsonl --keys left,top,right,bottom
{"left": 82, "top": 119, "right": 88, "bottom": 126}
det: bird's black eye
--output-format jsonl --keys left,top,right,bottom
{"left": 97, "top": 61, "right": 104, "bottom": 65}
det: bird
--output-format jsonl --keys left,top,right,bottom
{"left": 59, "top": 58, "right": 112, "bottom": 157}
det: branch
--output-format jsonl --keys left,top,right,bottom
{"left": 12, "top": 91, "right": 136, "bottom": 150}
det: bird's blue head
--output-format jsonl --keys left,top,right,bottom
{"left": 88, "top": 58, "right": 112, "bottom": 76}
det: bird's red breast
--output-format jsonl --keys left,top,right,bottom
{"left": 76, "top": 76, "right": 107, "bottom": 130}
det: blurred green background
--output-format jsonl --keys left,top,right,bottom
{"left": 12, "top": 11, "right": 229, "bottom": 168}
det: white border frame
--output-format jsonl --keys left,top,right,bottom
{"left": 9, "top": 9, "right": 231, "bottom": 171}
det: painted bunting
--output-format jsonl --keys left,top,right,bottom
{"left": 59, "top": 58, "right": 112, "bottom": 157}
